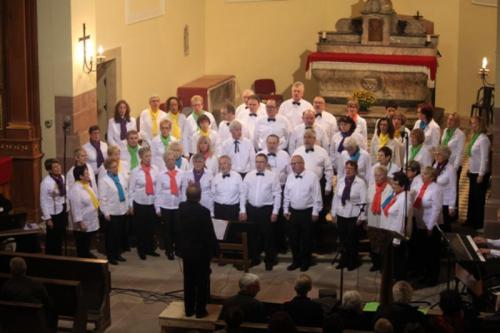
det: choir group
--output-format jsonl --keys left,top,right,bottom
{"left": 39, "top": 81, "right": 491, "bottom": 282}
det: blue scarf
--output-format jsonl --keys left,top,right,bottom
{"left": 381, "top": 192, "right": 394, "bottom": 210}
{"left": 108, "top": 172, "right": 126, "bottom": 202}
{"left": 349, "top": 147, "right": 361, "bottom": 161}
{"left": 419, "top": 120, "right": 427, "bottom": 130}
{"left": 175, "top": 158, "right": 183, "bottom": 169}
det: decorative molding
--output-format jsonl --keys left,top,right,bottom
{"left": 472, "top": 0, "right": 497, "bottom": 7}
{"left": 125, "top": 0, "right": 165, "bottom": 25}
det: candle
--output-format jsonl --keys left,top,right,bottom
{"left": 322, "top": 31, "right": 327, "bottom": 39}
{"left": 482, "top": 57, "right": 488, "bottom": 70}
{"left": 426, "top": 34, "right": 431, "bottom": 43}
{"left": 98, "top": 45, "right": 104, "bottom": 56}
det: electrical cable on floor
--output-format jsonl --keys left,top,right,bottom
{"left": 111, "top": 287, "right": 183, "bottom": 304}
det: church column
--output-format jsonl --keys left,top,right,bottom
{"left": 484, "top": 2, "right": 500, "bottom": 238}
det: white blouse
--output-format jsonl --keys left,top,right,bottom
{"left": 83, "top": 141, "right": 109, "bottom": 176}
{"left": 366, "top": 182, "right": 393, "bottom": 228}
{"left": 68, "top": 182, "right": 100, "bottom": 232}
{"left": 468, "top": 133, "right": 490, "bottom": 176}
{"left": 98, "top": 173, "right": 129, "bottom": 216}
{"left": 434, "top": 162, "right": 457, "bottom": 208}
{"left": 40, "top": 175, "right": 66, "bottom": 220}
{"left": 369, "top": 135, "right": 402, "bottom": 167}
{"left": 331, "top": 176, "right": 367, "bottom": 219}
{"left": 441, "top": 128, "right": 465, "bottom": 171}
{"left": 154, "top": 168, "right": 186, "bottom": 211}
{"left": 138, "top": 109, "right": 168, "bottom": 145}
{"left": 107, "top": 117, "right": 137, "bottom": 149}
{"left": 150, "top": 135, "right": 179, "bottom": 171}
{"left": 338, "top": 149, "right": 371, "bottom": 185}
{"left": 128, "top": 165, "right": 159, "bottom": 206}
{"left": 413, "top": 182, "right": 443, "bottom": 230}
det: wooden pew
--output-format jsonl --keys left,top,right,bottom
{"left": 0, "top": 300, "right": 50, "bottom": 333}
{"left": 0, "top": 273, "right": 87, "bottom": 333}
{"left": 0, "top": 251, "right": 111, "bottom": 333}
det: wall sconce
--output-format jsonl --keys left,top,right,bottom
{"left": 78, "top": 23, "right": 105, "bottom": 73}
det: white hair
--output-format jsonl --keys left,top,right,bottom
{"left": 229, "top": 120, "right": 242, "bottom": 131}
{"left": 239, "top": 273, "right": 259, "bottom": 291}
{"left": 342, "top": 290, "right": 363, "bottom": 310}
{"left": 343, "top": 137, "right": 358, "bottom": 150}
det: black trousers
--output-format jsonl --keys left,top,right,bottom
{"left": 273, "top": 186, "right": 288, "bottom": 253}
{"left": 183, "top": 256, "right": 211, "bottom": 315}
{"left": 288, "top": 207, "right": 313, "bottom": 265}
{"left": 246, "top": 204, "right": 274, "bottom": 263}
{"left": 160, "top": 208, "right": 179, "bottom": 254}
{"left": 74, "top": 231, "right": 95, "bottom": 258}
{"left": 466, "top": 172, "right": 491, "bottom": 229}
{"left": 337, "top": 216, "right": 360, "bottom": 268}
{"left": 455, "top": 166, "right": 462, "bottom": 217}
{"left": 45, "top": 209, "right": 68, "bottom": 255}
{"left": 392, "top": 241, "right": 408, "bottom": 281}
{"left": 105, "top": 215, "right": 126, "bottom": 260}
{"left": 415, "top": 227, "right": 441, "bottom": 283}
{"left": 120, "top": 215, "right": 131, "bottom": 251}
{"left": 442, "top": 205, "right": 455, "bottom": 233}
{"left": 133, "top": 202, "right": 157, "bottom": 255}
{"left": 214, "top": 202, "right": 239, "bottom": 221}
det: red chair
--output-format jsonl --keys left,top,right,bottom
{"left": 253, "top": 79, "right": 283, "bottom": 104}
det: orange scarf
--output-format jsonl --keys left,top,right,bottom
{"left": 142, "top": 164, "right": 154, "bottom": 195}
{"left": 371, "top": 182, "right": 387, "bottom": 215}
{"left": 166, "top": 169, "right": 179, "bottom": 195}
{"left": 413, "top": 182, "right": 431, "bottom": 209}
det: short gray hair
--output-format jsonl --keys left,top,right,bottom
{"left": 342, "top": 290, "right": 363, "bottom": 310}
{"left": 343, "top": 137, "right": 358, "bottom": 150}
{"left": 229, "top": 120, "right": 242, "bottom": 131}
{"left": 392, "top": 280, "right": 413, "bottom": 304}
{"left": 435, "top": 145, "right": 451, "bottom": 160}
{"left": 239, "top": 273, "right": 259, "bottom": 291}
{"left": 191, "top": 153, "right": 205, "bottom": 163}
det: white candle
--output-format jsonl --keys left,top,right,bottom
{"left": 426, "top": 34, "right": 431, "bottom": 43}
{"left": 322, "top": 31, "right": 327, "bottom": 39}
{"left": 482, "top": 57, "right": 488, "bottom": 70}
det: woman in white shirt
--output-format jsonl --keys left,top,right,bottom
{"left": 392, "top": 111, "right": 411, "bottom": 167}
{"left": 330, "top": 116, "right": 366, "bottom": 173}
{"left": 155, "top": 151, "right": 186, "bottom": 261}
{"left": 99, "top": 159, "right": 128, "bottom": 265}
{"left": 406, "top": 128, "right": 433, "bottom": 169}
{"left": 164, "top": 96, "right": 186, "bottom": 141}
{"left": 185, "top": 153, "right": 214, "bottom": 216}
{"left": 338, "top": 137, "right": 371, "bottom": 184}
{"left": 189, "top": 136, "right": 218, "bottom": 177}
{"left": 169, "top": 141, "right": 189, "bottom": 171}
{"left": 128, "top": 147, "right": 160, "bottom": 260}
{"left": 188, "top": 115, "right": 218, "bottom": 156}
{"left": 465, "top": 115, "right": 491, "bottom": 229}
{"left": 433, "top": 146, "right": 457, "bottom": 232}
{"left": 413, "top": 103, "right": 441, "bottom": 151}
{"left": 346, "top": 98, "right": 368, "bottom": 148}
{"left": 69, "top": 165, "right": 100, "bottom": 258}
{"left": 98, "top": 145, "right": 129, "bottom": 184}
{"left": 40, "top": 158, "right": 68, "bottom": 255}
{"left": 107, "top": 100, "right": 137, "bottom": 150}
{"left": 331, "top": 160, "right": 367, "bottom": 271}
{"left": 412, "top": 166, "right": 443, "bottom": 286}
{"left": 151, "top": 119, "right": 179, "bottom": 170}
{"left": 370, "top": 117, "right": 401, "bottom": 166}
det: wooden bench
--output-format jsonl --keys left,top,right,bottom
{"left": 0, "top": 300, "right": 50, "bottom": 333}
{"left": 0, "top": 272, "right": 87, "bottom": 333}
{"left": 159, "top": 301, "right": 222, "bottom": 332}
{"left": 0, "top": 251, "right": 110, "bottom": 333}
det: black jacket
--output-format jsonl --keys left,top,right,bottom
{"left": 283, "top": 295, "right": 324, "bottom": 327}
{"left": 222, "top": 292, "right": 267, "bottom": 323}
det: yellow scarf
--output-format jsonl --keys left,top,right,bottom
{"left": 79, "top": 181, "right": 99, "bottom": 209}
{"left": 118, "top": 160, "right": 122, "bottom": 173}
{"left": 199, "top": 128, "right": 210, "bottom": 137}
{"left": 378, "top": 132, "right": 390, "bottom": 148}
{"left": 150, "top": 109, "right": 159, "bottom": 137}
{"left": 169, "top": 112, "right": 181, "bottom": 139}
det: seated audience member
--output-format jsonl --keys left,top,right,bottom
{"left": 332, "top": 290, "right": 370, "bottom": 331}
{"left": 323, "top": 313, "right": 344, "bottom": 333}
{"left": 222, "top": 273, "right": 266, "bottom": 323}
{"left": 403, "top": 323, "right": 426, "bottom": 333}
{"left": 430, "top": 290, "right": 470, "bottom": 333}
{"left": 215, "top": 306, "right": 244, "bottom": 333}
{"left": 283, "top": 274, "right": 323, "bottom": 327}
{"left": 374, "top": 318, "right": 394, "bottom": 333}
{"left": 268, "top": 311, "right": 298, "bottom": 333}
{"left": 375, "top": 281, "right": 427, "bottom": 333}
{"left": 0, "top": 257, "right": 57, "bottom": 332}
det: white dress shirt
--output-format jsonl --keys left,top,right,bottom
{"left": 260, "top": 149, "right": 290, "bottom": 186}
{"left": 278, "top": 98, "right": 313, "bottom": 128}
{"left": 189, "top": 130, "right": 218, "bottom": 155}
{"left": 413, "top": 119, "right": 441, "bottom": 151}
{"left": 97, "top": 160, "right": 130, "bottom": 187}
{"left": 235, "top": 102, "right": 266, "bottom": 118}
{"left": 68, "top": 182, "right": 100, "bottom": 232}
{"left": 405, "top": 145, "right": 433, "bottom": 169}
{"left": 154, "top": 168, "right": 186, "bottom": 212}
{"left": 330, "top": 132, "right": 367, "bottom": 172}
{"left": 183, "top": 111, "right": 218, "bottom": 153}
{"left": 40, "top": 175, "right": 66, "bottom": 220}
{"left": 253, "top": 115, "right": 291, "bottom": 151}
{"left": 338, "top": 149, "right": 371, "bottom": 185}
{"left": 486, "top": 239, "right": 500, "bottom": 258}
{"left": 379, "top": 191, "right": 412, "bottom": 240}
{"left": 220, "top": 137, "right": 256, "bottom": 174}
{"left": 165, "top": 112, "right": 187, "bottom": 140}
{"left": 212, "top": 170, "right": 243, "bottom": 205}
{"left": 283, "top": 170, "right": 323, "bottom": 215}
{"left": 107, "top": 117, "right": 137, "bottom": 149}
{"left": 366, "top": 182, "right": 393, "bottom": 228}
{"left": 241, "top": 170, "right": 281, "bottom": 214}
{"left": 353, "top": 115, "right": 368, "bottom": 148}
{"left": 293, "top": 145, "right": 333, "bottom": 191}
{"left": 370, "top": 135, "right": 402, "bottom": 167}
{"left": 66, "top": 163, "right": 98, "bottom": 194}
{"left": 83, "top": 141, "right": 109, "bottom": 176}
{"left": 184, "top": 169, "right": 214, "bottom": 215}
{"left": 218, "top": 120, "right": 250, "bottom": 144}
{"left": 441, "top": 128, "right": 465, "bottom": 171}
{"left": 236, "top": 110, "right": 263, "bottom": 142}
{"left": 138, "top": 109, "right": 168, "bottom": 145}
{"left": 128, "top": 165, "right": 159, "bottom": 206}
{"left": 434, "top": 162, "right": 457, "bottom": 208}
{"left": 331, "top": 176, "right": 367, "bottom": 219}
{"left": 314, "top": 111, "right": 338, "bottom": 139}
{"left": 120, "top": 144, "right": 142, "bottom": 170}
{"left": 468, "top": 133, "right": 490, "bottom": 176}
{"left": 368, "top": 162, "right": 400, "bottom": 185}
{"left": 98, "top": 173, "right": 129, "bottom": 216}
{"left": 150, "top": 135, "right": 179, "bottom": 170}
{"left": 413, "top": 182, "right": 443, "bottom": 230}
{"left": 409, "top": 174, "right": 423, "bottom": 201}
{"left": 288, "top": 124, "right": 328, "bottom": 154}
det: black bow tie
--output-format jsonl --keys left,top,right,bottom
{"left": 249, "top": 113, "right": 257, "bottom": 117}
{"left": 305, "top": 148, "right": 314, "bottom": 153}
{"left": 256, "top": 172, "right": 265, "bottom": 176}
{"left": 295, "top": 174, "right": 303, "bottom": 179}
{"left": 292, "top": 101, "right": 301, "bottom": 106}
{"left": 226, "top": 122, "right": 230, "bottom": 126}
{"left": 315, "top": 113, "right": 322, "bottom": 118}
{"left": 245, "top": 106, "right": 249, "bottom": 109}
{"left": 222, "top": 174, "right": 230, "bottom": 179}
{"left": 267, "top": 152, "right": 276, "bottom": 157}
{"left": 305, "top": 126, "right": 313, "bottom": 130}
{"left": 267, "top": 118, "right": 276, "bottom": 122}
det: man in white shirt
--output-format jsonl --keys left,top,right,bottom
{"left": 83, "top": 125, "right": 108, "bottom": 180}
{"left": 312, "top": 96, "right": 338, "bottom": 139}
{"left": 260, "top": 134, "right": 290, "bottom": 187}
{"left": 235, "top": 88, "right": 266, "bottom": 118}
{"left": 220, "top": 121, "right": 256, "bottom": 178}
{"left": 120, "top": 130, "right": 141, "bottom": 171}
{"left": 253, "top": 98, "right": 291, "bottom": 151}
{"left": 236, "top": 95, "right": 264, "bottom": 142}
{"left": 278, "top": 81, "right": 313, "bottom": 128}
{"left": 288, "top": 109, "right": 328, "bottom": 153}
{"left": 240, "top": 154, "right": 282, "bottom": 270}
{"left": 138, "top": 95, "right": 168, "bottom": 146}
{"left": 218, "top": 103, "right": 244, "bottom": 144}
{"left": 283, "top": 155, "right": 323, "bottom": 272}
{"left": 212, "top": 155, "right": 243, "bottom": 221}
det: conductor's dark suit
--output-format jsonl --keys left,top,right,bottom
{"left": 178, "top": 200, "right": 220, "bottom": 316}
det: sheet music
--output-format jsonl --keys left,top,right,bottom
{"left": 212, "top": 218, "right": 229, "bottom": 241}
{"left": 466, "top": 235, "right": 486, "bottom": 262}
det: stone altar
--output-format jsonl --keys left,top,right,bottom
{"left": 307, "top": 0, "right": 439, "bottom": 107}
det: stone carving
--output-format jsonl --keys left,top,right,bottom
{"left": 362, "top": 0, "right": 381, "bottom": 14}
{"left": 361, "top": 76, "right": 382, "bottom": 92}
{"left": 380, "top": 0, "right": 393, "bottom": 14}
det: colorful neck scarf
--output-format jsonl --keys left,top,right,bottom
{"left": 108, "top": 172, "right": 125, "bottom": 202}
{"left": 175, "top": 158, "right": 183, "bottom": 169}
{"left": 90, "top": 140, "right": 104, "bottom": 168}
{"left": 442, "top": 128, "right": 456, "bottom": 146}
{"left": 371, "top": 182, "right": 387, "bottom": 215}
{"left": 349, "top": 147, "right": 361, "bottom": 161}
{"left": 128, "top": 145, "right": 139, "bottom": 169}
{"left": 160, "top": 135, "right": 171, "bottom": 147}
{"left": 150, "top": 109, "right": 159, "bottom": 137}
{"left": 50, "top": 174, "right": 66, "bottom": 196}
{"left": 166, "top": 169, "right": 179, "bottom": 195}
{"left": 413, "top": 181, "right": 431, "bottom": 209}
{"left": 341, "top": 176, "right": 355, "bottom": 206}
{"left": 142, "top": 164, "right": 154, "bottom": 195}
{"left": 378, "top": 132, "right": 390, "bottom": 148}
{"left": 337, "top": 130, "right": 353, "bottom": 153}
{"left": 382, "top": 192, "right": 397, "bottom": 216}
{"left": 199, "top": 128, "right": 210, "bottom": 137}
{"left": 467, "top": 133, "right": 480, "bottom": 157}
{"left": 419, "top": 120, "right": 427, "bottom": 130}
{"left": 193, "top": 169, "right": 204, "bottom": 185}
{"left": 79, "top": 181, "right": 99, "bottom": 209}
{"left": 118, "top": 118, "right": 128, "bottom": 140}
{"left": 169, "top": 112, "right": 181, "bottom": 139}
{"left": 409, "top": 144, "right": 422, "bottom": 161}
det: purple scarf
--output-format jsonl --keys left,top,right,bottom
{"left": 341, "top": 176, "right": 355, "bottom": 206}
{"left": 118, "top": 118, "right": 127, "bottom": 140}
{"left": 193, "top": 169, "right": 204, "bottom": 185}
{"left": 50, "top": 174, "right": 66, "bottom": 196}
{"left": 337, "top": 129, "right": 354, "bottom": 153}
{"left": 90, "top": 140, "right": 105, "bottom": 168}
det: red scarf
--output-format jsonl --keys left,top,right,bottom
{"left": 166, "top": 169, "right": 179, "bottom": 195}
{"left": 371, "top": 182, "right": 387, "bottom": 215}
{"left": 142, "top": 164, "right": 154, "bottom": 195}
{"left": 413, "top": 181, "right": 431, "bottom": 209}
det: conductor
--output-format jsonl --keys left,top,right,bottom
{"left": 178, "top": 183, "right": 220, "bottom": 318}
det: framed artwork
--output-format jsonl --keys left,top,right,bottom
{"left": 472, "top": 0, "right": 496, "bottom": 7}
{"left": 125, "top": 0, "right": 165, "bottom": 25}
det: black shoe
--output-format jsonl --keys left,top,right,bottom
{"left": 300, "top": 264, "right": 309, "bottom": 272}
{"left": 287, "top": 263, "right": 300, "bottom": 271}
{"left": 117, "top": 256, "right": 127, "bottom": 262}
{"left": 185, "top": 311, "right": 194, "bottom": 317}
{"left": 335, "top": 263, "right": 347, "bottom": 269}
{"left": 167, "top": 252, "right": 175, "bottom": 261}
{"left": 369, "top": 264, "right": 380, "bottom": 272}
{"left": 195, "top": 310, "right": 208, "bottom": 318}
{"left": 147, "top": 252, "right": 160, "bottom": 257}
{"left": 265, "top": 263, "right": 273, "bottom": 271}
{"left": 109, "top": 259, "right": 118, "bottom": 266}
{"left": 139, "top": 253, "right": 146, "bottom": 260}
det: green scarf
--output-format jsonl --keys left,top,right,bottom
{"left": 442, "top": 128, "right": 456, "bottom": 146}
{"left": 467, "top": 133, "right": 480, "bottom": 157}
{"left": 409, "top": 144, "right": 422, "bottom": 161}
{"left": 160, "top": 135, "right": 171, "bottom": 147}
{"left": 192, "top": 111, "right": 201, "bottom": 128}
{"left": 127, "top": 145, "right": 139, "bottom": 169}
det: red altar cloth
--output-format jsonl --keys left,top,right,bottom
{"left": 306, "top": 52, "right": 438, "bottom": 80}
{"left": 0, "top": 156, "right": 13, "bottom": 185}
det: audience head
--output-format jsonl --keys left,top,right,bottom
{"left": 302, "top": 109, "right": 316, "bottom": 126}
{"left": 323, "top": 313, "right": 344, "bottom": 333}
{"left": 291, "top": 81, "right": 305, "bottom": 101}
{"left": 374, "top": 165, "right": 388, "bottom": 185}
{"left": 392, "top": 280, "right": 413, "bottom": 304}
{"left": 345, "top": 160, "right": 358, "bottom": 178}
{"left": 417, "top": 103, "right": 434, "bottom": 123}
{"left": 470, "top": 115, "right": 487, "bottom": 134}
{"left": 403, "top": 323, "right": 425, "bottom": 333}
{"left": 346, "top": 98, "right": 360, "bottom": 116}
{"left": 191, "top": 153, "right": 206, "bottom": 171}
{"left": 107, "top": 145, "right": 121, "bottom": 161}
{"left": 44, "top": 158, "right": 62, "bottom": 175}
{"left": 406, "top": 160, "right": 421, "bottom": 179}
{"left": 439, "top": 290, "right": 464, "bottom": 317}
{"left": 343, "top": 137, "right": 359, "bottom": 155}
{"left": 166, "top": 96, "right": 181, "bottom": 113}
{"left": 290, "top": 155, "right": 305, "bottom": 174}
{"left": 114, "top": 100, "right": 131, "bottom": 122}
{"left": 229, "top": 120, "right": 243, "bottom": 139}
{"left": 434, "top": 145, "right": 451, "bottom": 164}
{"left": 312, "top": 96, "right": 326, "bottom": 113}
{"left": 422, "top": 166, "right": 437, "bottom": 183}
{"left": 303, "top": 129, "right": 316, "bottom": 147}
{"left": 191, "top": 95, "right": 204, "bottom": 113}
{"left": 218, "top": 155, "right": 232, "bottom": 174}
{"left": 338, "top": 115, "right": 356, "bottom": 134}
{"left": 221, "top": 103, "right": 236, "bottom": 121}
{"left": 169, "top": 142, "right": 184, "bottom": 159}
{"left": 377, "top": 146, "right": 393, "bottom": 165}
{"left": 104, "top": 158, "right": 119, "bottom": 175}
{"left": 186, "top": 183, "right": 202, "bottom": 203}
{"left": 247, "top": 95, "right": 260, "bottom": 113}
{"left": 409, "top": 128, "right": 425, "bottom": 146}
{"left": 238, "top": 273, "right": 260, "bottom": 297}
{"left": 223, "top": 306, "right": 244, "bottom": 331}
{"left": 385, "top": 101, "right": 398, "bottom": 116}
{"left": 374, "top": 318, "right": 394, "bottom": 333}
{"left": 126, "top": 130, "right": 140, "bottom": 147}
{"left": 342, "top": 290, "right": 363, "bottom": 312}
{"left": 391, "top": 171, "right": 410, "bottom": 192}
{"left": 266, "top": 134, "right": 280, "bottom": 152}
{"left": 73, "top": 164, "right": 89, "bottom": 183}
{"left": 294, "top": 274, "right": 312, "bottom": 297}
{"left": 88, "top": 125, "right": 101, "bottom": 142}
{"left": 138, "top": 147, "right": 152, "bottom": 165}
{"left": 74, "top": 148, "right": 88, "bottom": 165}
{"left": 159, "top": 119, "right": 172, "bottom": 137}
{"left": 9, "top": 257, "right": 27, "bottom": 278}
{"left": 268, "top": 311, "right": 298, "bottom": 333}
{"left": 377, "top": 117, "right": 395, "bottom": 137}
{"left": 164, "top": 150, "right": 177, "bottom": 170}
{"left": 197, "top": 114, "right": 211, "bottom": 131}
{"left": 149, "top": 95, "right": 161, "bottom": 110}
{"left": 255, "top": 153, "right": 268, "bottom": 172}
{"left": 446, "top": 112, "right": 460, "bottom": 129}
